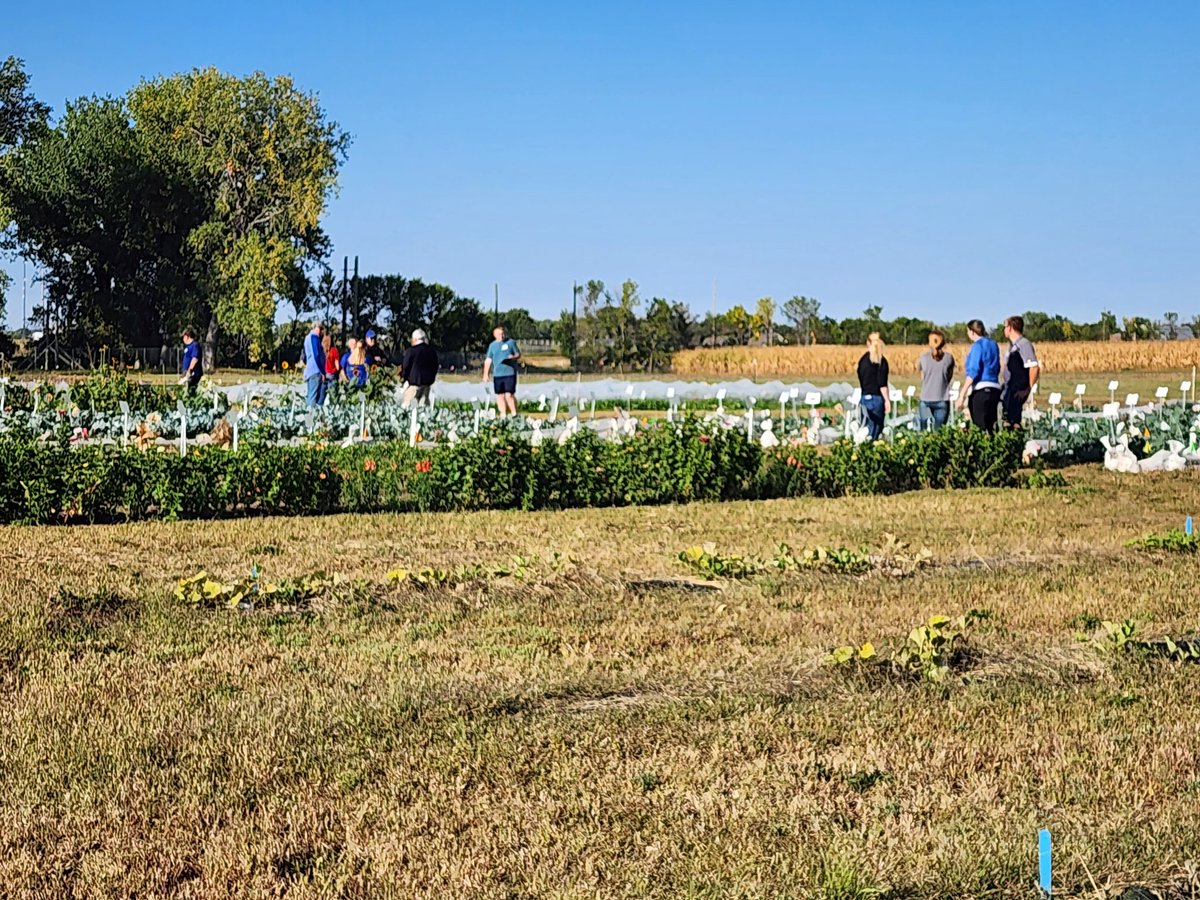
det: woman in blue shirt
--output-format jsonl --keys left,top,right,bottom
{"left": 957, "top": 319, "right": 1001, "bottom": 433}
{"left": 340, "top": 337, "right": 369, "bottom": 388}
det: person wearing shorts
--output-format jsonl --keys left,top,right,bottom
{"left": 482, "top": 325, "right": 521, "bottom": 416}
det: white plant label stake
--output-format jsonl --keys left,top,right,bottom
{"left": 228, "top": 409, "right": 240, "bottom": 452}
{"left": 549, "top": 395, "right": 560, "bottom": 423}
{"left": 119, "top": 400, "right": 130, "bottom": 449}
{"left": 177, "top": 400, "right": 187, "bottom": 457}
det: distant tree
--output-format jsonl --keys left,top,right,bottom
{"left": 1100, "top": 310, "right": 1118, "bottom": 340}
{"left": 1123, "top": 316, "right": 1156, "bottom": 341}
{"left": 496, "top": 308, "right": 540, "bottom": 341}
{"left": 1164, "top": 311, "right": 1180, "bottom": 340}
{"left": 781, "top": 295, "right": 821, "bottom": 344}
{"left": 574, "top": 279, "right": 605, "bottom": 367}
{"left": 754, "top": 297, "right": 776, "bottom": 345}
{"left": 1189, "top": 315, "right": 1200, "bottom": 341}
{"left": 600, "top": 279, "right": 640, "bottom": 372}
{"left": 640, "top": 297, "right": 692, "bottom": 372}
{"left": 725, "top": 304, "right": 753, "bottom": 345}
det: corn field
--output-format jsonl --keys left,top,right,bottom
{"left": 672, "top": 340, "right": 1200, "bottom": 377}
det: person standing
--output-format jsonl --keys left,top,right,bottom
{"left": 401, "top": 329, "right": 439, "bottom": 407}
{"left": 364, "top": 329, "right": 388, "bottom": 368}
{"left": 341, "top": 337, "right": 369, "bottom": 388}
{"left": 917, "top": 329, "right": 955, "bottom": 431}
{"left": 957, "top": 320, "right": 1001, "bottom": 432}
{"left": 302, "top": 321, "right": 324, "bottom": 407}
{"left": 482, "top": 325, "right": 521, "bottom": 416}
{"left": 180, "top": 328, "right": 203, "bottom": 396}
{"left": 324, "top": 332, "right": 341, "bottom": 394}
{"left": 856, "top": 332, "right": 890, "bottom": 440}
{"left": 1001, "top": 315, "right": 1040, "bottom": 428}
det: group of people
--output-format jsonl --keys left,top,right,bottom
{"left": 299, "top": 322, "right": 460, "bottom": 409}
{"left": 856, "top": 315, "right": 1040, "bottom": 439}
{"left": 299, "top": 324, "right": 392, "bottom": 406}
{"left": 180, "top": 321, "right": 525, "bottom": 413}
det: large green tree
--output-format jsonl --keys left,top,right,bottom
{"left": 0, "top": 95, "right": 208, "bottom": 348}
{"left": 129, "top": 68, "right": 350, "bottom": 366}
{"left": 0, "top": 56, "right": 51, "bottom": 313}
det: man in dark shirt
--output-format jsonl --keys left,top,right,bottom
{"left": 364, "top": 329, "right": 388, "bottom": 368}
{"left": 1001, "top": 315, "right": 1040, "bottom": 428}
{"left": 401, "top": 329, "right": 439, "bottom": 407}
{"left": 180, "top": 328, "right": 203, "bottom": 396}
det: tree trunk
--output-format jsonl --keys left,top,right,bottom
{"left": 203, "top": 314, "right": 220, "bottom": 373}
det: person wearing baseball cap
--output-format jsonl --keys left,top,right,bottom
{"left": 364, "top": 329, "right": 388, "bottom": 367}
{"left": 400, "top": 328, "right": 439, "bottom": 407}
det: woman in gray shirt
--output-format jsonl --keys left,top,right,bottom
{"left": 917, "top": 329, "right": 955, "bottom": 431}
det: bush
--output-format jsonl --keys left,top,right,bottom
{"left": 0, "top": 423, "right": 1024, "bottom": 525}
{"left": 756, "top": 428, "right": 1023, "bottom": 500}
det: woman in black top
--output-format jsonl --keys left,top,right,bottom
{"left": 857, "top": 332, "right": 891, "bottom": 440}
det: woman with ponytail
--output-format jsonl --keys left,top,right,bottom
{"left": 856, "top": 331, "right": 890, "bottom": 440}
{"left": 917, "top": 329, "right": 955, "bottom": 430}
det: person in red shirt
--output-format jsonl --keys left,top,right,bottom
{"left": 323, "top": 333, "right": 341, "bottom": 385}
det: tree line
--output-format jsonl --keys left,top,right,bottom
{"left": 2, "top": 57, "right": 1195, "bottom": 372}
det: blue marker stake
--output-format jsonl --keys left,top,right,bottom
{"left": 1187, "top": 516, "right": 1193, "bottom": 537}
{"left": 1038, "top": 829, "right": 1052, "bottom": 897}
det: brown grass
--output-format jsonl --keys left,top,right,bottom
{"left": 673, "top": 340, "right": 1200, "bottom": 378}
{"left": 2, "top": 469, "right": 1200, "bottom": 897}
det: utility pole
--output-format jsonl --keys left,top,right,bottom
{"left": 571, "top": 280, "right": 578, "bottom": 371}
{"left": 21, "top": 257, "right": 27, "bottom": 333}
{"left": 711, "top": 280, "right": 717, "bottom": 347}
{"left": 341, "top": 256, "right": 348, "bottom": 335}
{"left": 493, "top": 283, "right": 499, "bottom": 325}
{"left": 352, "top": 256, "right": 360, "bottom": 332}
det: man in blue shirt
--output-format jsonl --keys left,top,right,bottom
{"left": 180, "top": 328, "right": 203, "bottom": 396}
{"left": 302, "top": 321, "right": 325, "bottom": 407}
{"left": 482, "top": 325, "right": 522, "bottom": 416}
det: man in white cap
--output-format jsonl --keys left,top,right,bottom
{"left": 400, "top": 328, "right": 439, "bottom": 407}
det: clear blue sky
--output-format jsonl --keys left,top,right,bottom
{"left": 4, "top": 0, "right": 1198, "bottom": 329}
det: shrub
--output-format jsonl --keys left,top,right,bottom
{"left": 0, "top": 421, "right": 1024, "bottom": 525}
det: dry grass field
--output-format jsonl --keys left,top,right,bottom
{"left": 3, "top": 468, "right": 1200, "bottom": 897}
{"left": 673, "top": 341, "right": 1200, "bottom": 379}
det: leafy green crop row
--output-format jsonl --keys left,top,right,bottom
{"left": 0, "top": 421, "right": 1023, "bottom": 525}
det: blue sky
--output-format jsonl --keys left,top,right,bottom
{"left": 3, "top": 0, "right": 1198, "bottom": 328}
